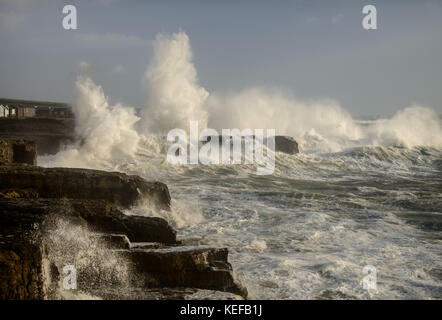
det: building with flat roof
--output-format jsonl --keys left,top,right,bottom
{"left": 0, "top": 98, "right": 73, "bottom": 119}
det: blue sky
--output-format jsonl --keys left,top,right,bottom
{"left": 0, "top": 0, "right": 441, "bottom": 116}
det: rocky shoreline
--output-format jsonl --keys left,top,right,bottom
{"left": 0, "top": 139, "right": 247, "bottom": 300}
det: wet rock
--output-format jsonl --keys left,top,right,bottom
{"left": 0, "top": 198, "right": 247, "bottom": 299}
{"left": 0, "top": 240, "right": 43, "bottom": 300}
{"left": 200, "top": 135, "right": 300, "bottom": 155}
{"left": 121, "top": 246, "right": 248, "bottom": 299}
{"left": 267, "top": 136, "right": 299, "bottom": 154}
{"left": 0, "top": 198, "right": 178, "bottom": 244}
{"left": 0, "top": 140, "right": 37, "bottom": 166}
{"left": 91, "top": 234, "right": 131, "bottom": 250}
{"left": 0, "top": 141, "right": 247, "bottom": 300}
{"left": 130, "top": 242, "right": 164, "bottom": 250}
{"left": 0, "top": 165, "right": 171, "bottom": 209}
{"left": 118, "top": 215, "right": 177, "bottom": 244}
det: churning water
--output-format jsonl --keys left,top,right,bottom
{"left": 40, "top": 31, "right": 442, "bottom": 299}
{"left": 120, "top": 136, "right": 442, "bottom": 300}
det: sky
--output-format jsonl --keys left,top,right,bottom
{"left": 0, "top": 0, "right": 441, "bottom": 117}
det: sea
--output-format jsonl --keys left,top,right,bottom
{"left": 39, "top": 31, "right": 442, "bottom": 300}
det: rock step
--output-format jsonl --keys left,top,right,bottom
{"left": 90, "top": 234, "right": 131, "bottom": 249}
{"left": 0, "top": 199, "right": 178, "bottom": 244}
{"left": 90, "top": 235, "right": 167, "bottom": 250}
{"left": 130, "top": 242, "right": 164, "bottom": 249}
{"left": 0, "top": 165, "right": 171, "bottom": 209}
{"left": 118, "top": 246, "right": 247, "bottom": 299}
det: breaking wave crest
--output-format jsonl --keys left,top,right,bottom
{"left": 40, "top": 30, "right": 441, "bottom": 170}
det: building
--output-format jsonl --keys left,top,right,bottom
{"left": 10, "top": 106, "right": 16, "bottom": 117}
{"left": 0, "top": 98, "right": 73, "bottom": 119}
{"left": 34, "top": 106, "right": 74, "bottom": 118}
{"left": 51, "top": 106, "right": 74, "bottom": 118}
{"left": 17, "top": 106, "right": 36, "bottom": 118}
{"left": 0, "top": 105, "right": 13, "bottom": 118}
{"left": 34, "top": 106, "right": 51, "bottom": 117}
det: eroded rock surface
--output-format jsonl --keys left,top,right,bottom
{"left": 0, "top": 240, "right": 43, "bottom": 300}
{"left": 0, "top": 165, "right": 171, "bottom": 209}
{"left": 0, "top": 198, "right": 178, "bottom": 244}
{"left": 268, "top": 136, "right": 299, "bottom": 155}
{"left": 0, "top": 140, "right": 37, "bottom": 166}
{"left": 121, "top": 246, "right": 247, "bottom": 298}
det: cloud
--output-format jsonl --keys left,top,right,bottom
{"left": 77, "top": 61, "right": 91, "bottom": 70}
{"left": 74, "top": 33, "right": 150, "bottom": 48}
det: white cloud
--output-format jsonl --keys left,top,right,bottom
{"left": 77, "top": 61, "right": 91, "bottom": 70}
{"left": 74, "top": 33, "right": 150, "bottom": 48}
